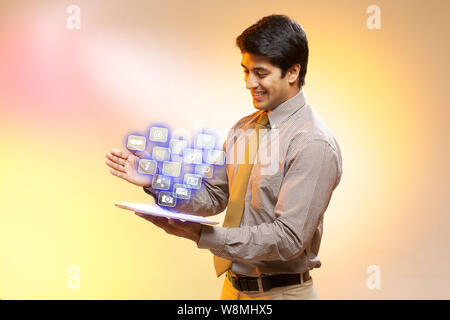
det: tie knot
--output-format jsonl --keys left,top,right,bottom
{"left": 256, "top": 111, "right": 269, "bottom": 128}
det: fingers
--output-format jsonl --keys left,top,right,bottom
{"left": 106, "top": 150, "right": 127, "bottom": 173}
{"left": 105, "top": 159, "right": 126, "bottom": 173}
{"left": 110, "top": 168, "right": 128, "bottom": 180}
{"left": 111, "top": 148, "right": 130, "bottom": 160}
{"left": 110, "top": 147, "right": 151, "bottom": 161}
{"left": 106, "top": 151, "right": 127, "bottom": 166}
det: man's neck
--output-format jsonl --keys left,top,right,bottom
{"left": 270, "top": 86, "right": 301, "bottom": 111}
{"left": 286, "top": 86, "right": 301, "bottom": 101}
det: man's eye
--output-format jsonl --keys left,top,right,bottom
{"left": 242, "top": 70, "right": 266, "bottom": 78}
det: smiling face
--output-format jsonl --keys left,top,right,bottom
{"left": 241, "top": 52, "right": 301, "bottom": 111}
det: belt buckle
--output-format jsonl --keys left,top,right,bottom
{"left": 227, "top": 271, "right": 235, "bottom": 281}
{"left": 227, "top": 271, "right": 241, "bottom": 291}
{"left": 229, "top": 272, "right": 262, "bottom": 292}
{"left": 228, "top": 271, "right": 265, "bottom": 293}
{"left": 240, "top": 277, "right": 263, "bottom": 292}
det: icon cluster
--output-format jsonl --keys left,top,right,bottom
{"left": 127, "top": 126, "right": 225, "bottom": 207}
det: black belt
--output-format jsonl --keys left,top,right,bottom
{"left": 226, "top": 270, "right": 311, "bottom": 292}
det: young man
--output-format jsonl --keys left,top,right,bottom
{"left": 106, "top": 14, "right": 342, "bottom": 300}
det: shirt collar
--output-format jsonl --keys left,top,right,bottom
{"left": 267, "top": 88, "right": 307, "bottom": 129}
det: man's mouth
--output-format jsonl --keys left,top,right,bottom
{"left": 252, "top": 90, "right": 267, "bottom": 101}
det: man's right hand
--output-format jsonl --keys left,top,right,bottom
{"left": 105, "top": 148, "right": 152, "bottom": 187}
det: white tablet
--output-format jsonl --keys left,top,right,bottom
{"left": 115, "top": 202, "right": 219, "bottom": 225}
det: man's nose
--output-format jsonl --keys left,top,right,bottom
{"left": 245, "top": 74, "right": 258, "bottom": 89}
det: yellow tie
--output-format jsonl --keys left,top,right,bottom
{"left": 213, "top": 111, "right": 269, "bottom": 277}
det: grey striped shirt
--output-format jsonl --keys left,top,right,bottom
{"left": 144, "top": 88, "right": 342, "bottom": 276}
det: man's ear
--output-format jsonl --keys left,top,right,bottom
{"left": 287, "top": 64, "right": 301, "bottom": 85}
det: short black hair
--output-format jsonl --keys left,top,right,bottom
{"left": 236, "top": 14, "right": 309, "bottom": 88}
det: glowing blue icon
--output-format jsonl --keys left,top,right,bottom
{"left": 152, "top": 146, "right": 170, "bottom": 162}
{"left": 195, "top": 164, "right": 213, "bottom": 178}
{"left": 162, "top": 161, "right": 181, "bottom": 177}
{"left": 127, "top": 135, "right": 146, "bottom": 152}
{"left": 170, "top": 139, "right": 188, "bottom": 155}
{"left": 184, "top": 148, "right": 203, "bottom": 165}
{"left": 149, "top": 127, "right": 168, "bottom": 143}
{"left": 196, "top": 134, "right": 216, "bottom": 149}
{"left": 184, "top": 173, "right": 202, "bottom": 189}
{"left": 206, "top": 150, "right": 225, "bottom": 165}
{"left": 173, "top": 183, "right": 191, "bottom": 199}
{"left": 152, "top": 174, "right": 171, "bottom": 190}
{"left": 138, "top": 159, "right": 157, "bottom": 175}
{"left": 158, "top": 191, "right": 176, "bottom": 207}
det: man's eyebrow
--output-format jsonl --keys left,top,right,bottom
{"left": 240, "top": 63, "right": 269, "bottom": 72}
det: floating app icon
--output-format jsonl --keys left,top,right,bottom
{"left": 173, "top": 183, "right": 191, "bottom": 199}
{"left": 184, "top": 173, "right": 202, "bottom": 189}
{"left": 162, "top": 161, "right": 181, "bottom": 177}
{"left": 169, "top": 139, "right": 188, "bottom": 155}
{"left": 138, "top": 159, "right": 157, "bottom": 175}
{"left": 149, "top": 126, "right": 169, "bottom": 143}
{"left": 127, "top": 135, "right": 146, "bottom": 152}
{"left": 184, "top": 148, "right": 203, "bottom": 165}
{"left": 158, "top": 191, "right": 176, "bottom": 207}
{"left": 152, "top": 146, "right": 170, "bottom": 162}
{"left": 206, "top": 150, "right": 225, "bottom": 165}
{"left": 152, "top": 174, "right": 171, "bottom": 190}
{"left": 195, "top": 134, "right": 216, "bottom": 149}
{"left": 195, "top": 164, "right": 213, "bottom": 178}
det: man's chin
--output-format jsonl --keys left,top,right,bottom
{"left": 253, "top": 101, "right": 266, "bottom": 110}
{"left": 253, "top": 103, "right": 271, "bottom": 111}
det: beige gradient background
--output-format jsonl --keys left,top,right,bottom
{"left": 0, "top": 0, "right": 449, "bottom": 299}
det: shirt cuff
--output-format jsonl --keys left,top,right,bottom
{"left": 197, "top": 225, "right": 227, "bottom": 251}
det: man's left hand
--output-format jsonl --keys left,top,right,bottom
{"left": 135, "top": 212, "right": 202, "bottom": 244}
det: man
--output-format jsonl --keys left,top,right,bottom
{"left": 106, "top": 14, "right": 342, "bottom": 300}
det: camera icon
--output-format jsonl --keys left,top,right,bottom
{"left": 158, "top": 191, "right": 176, "bottom": 207}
